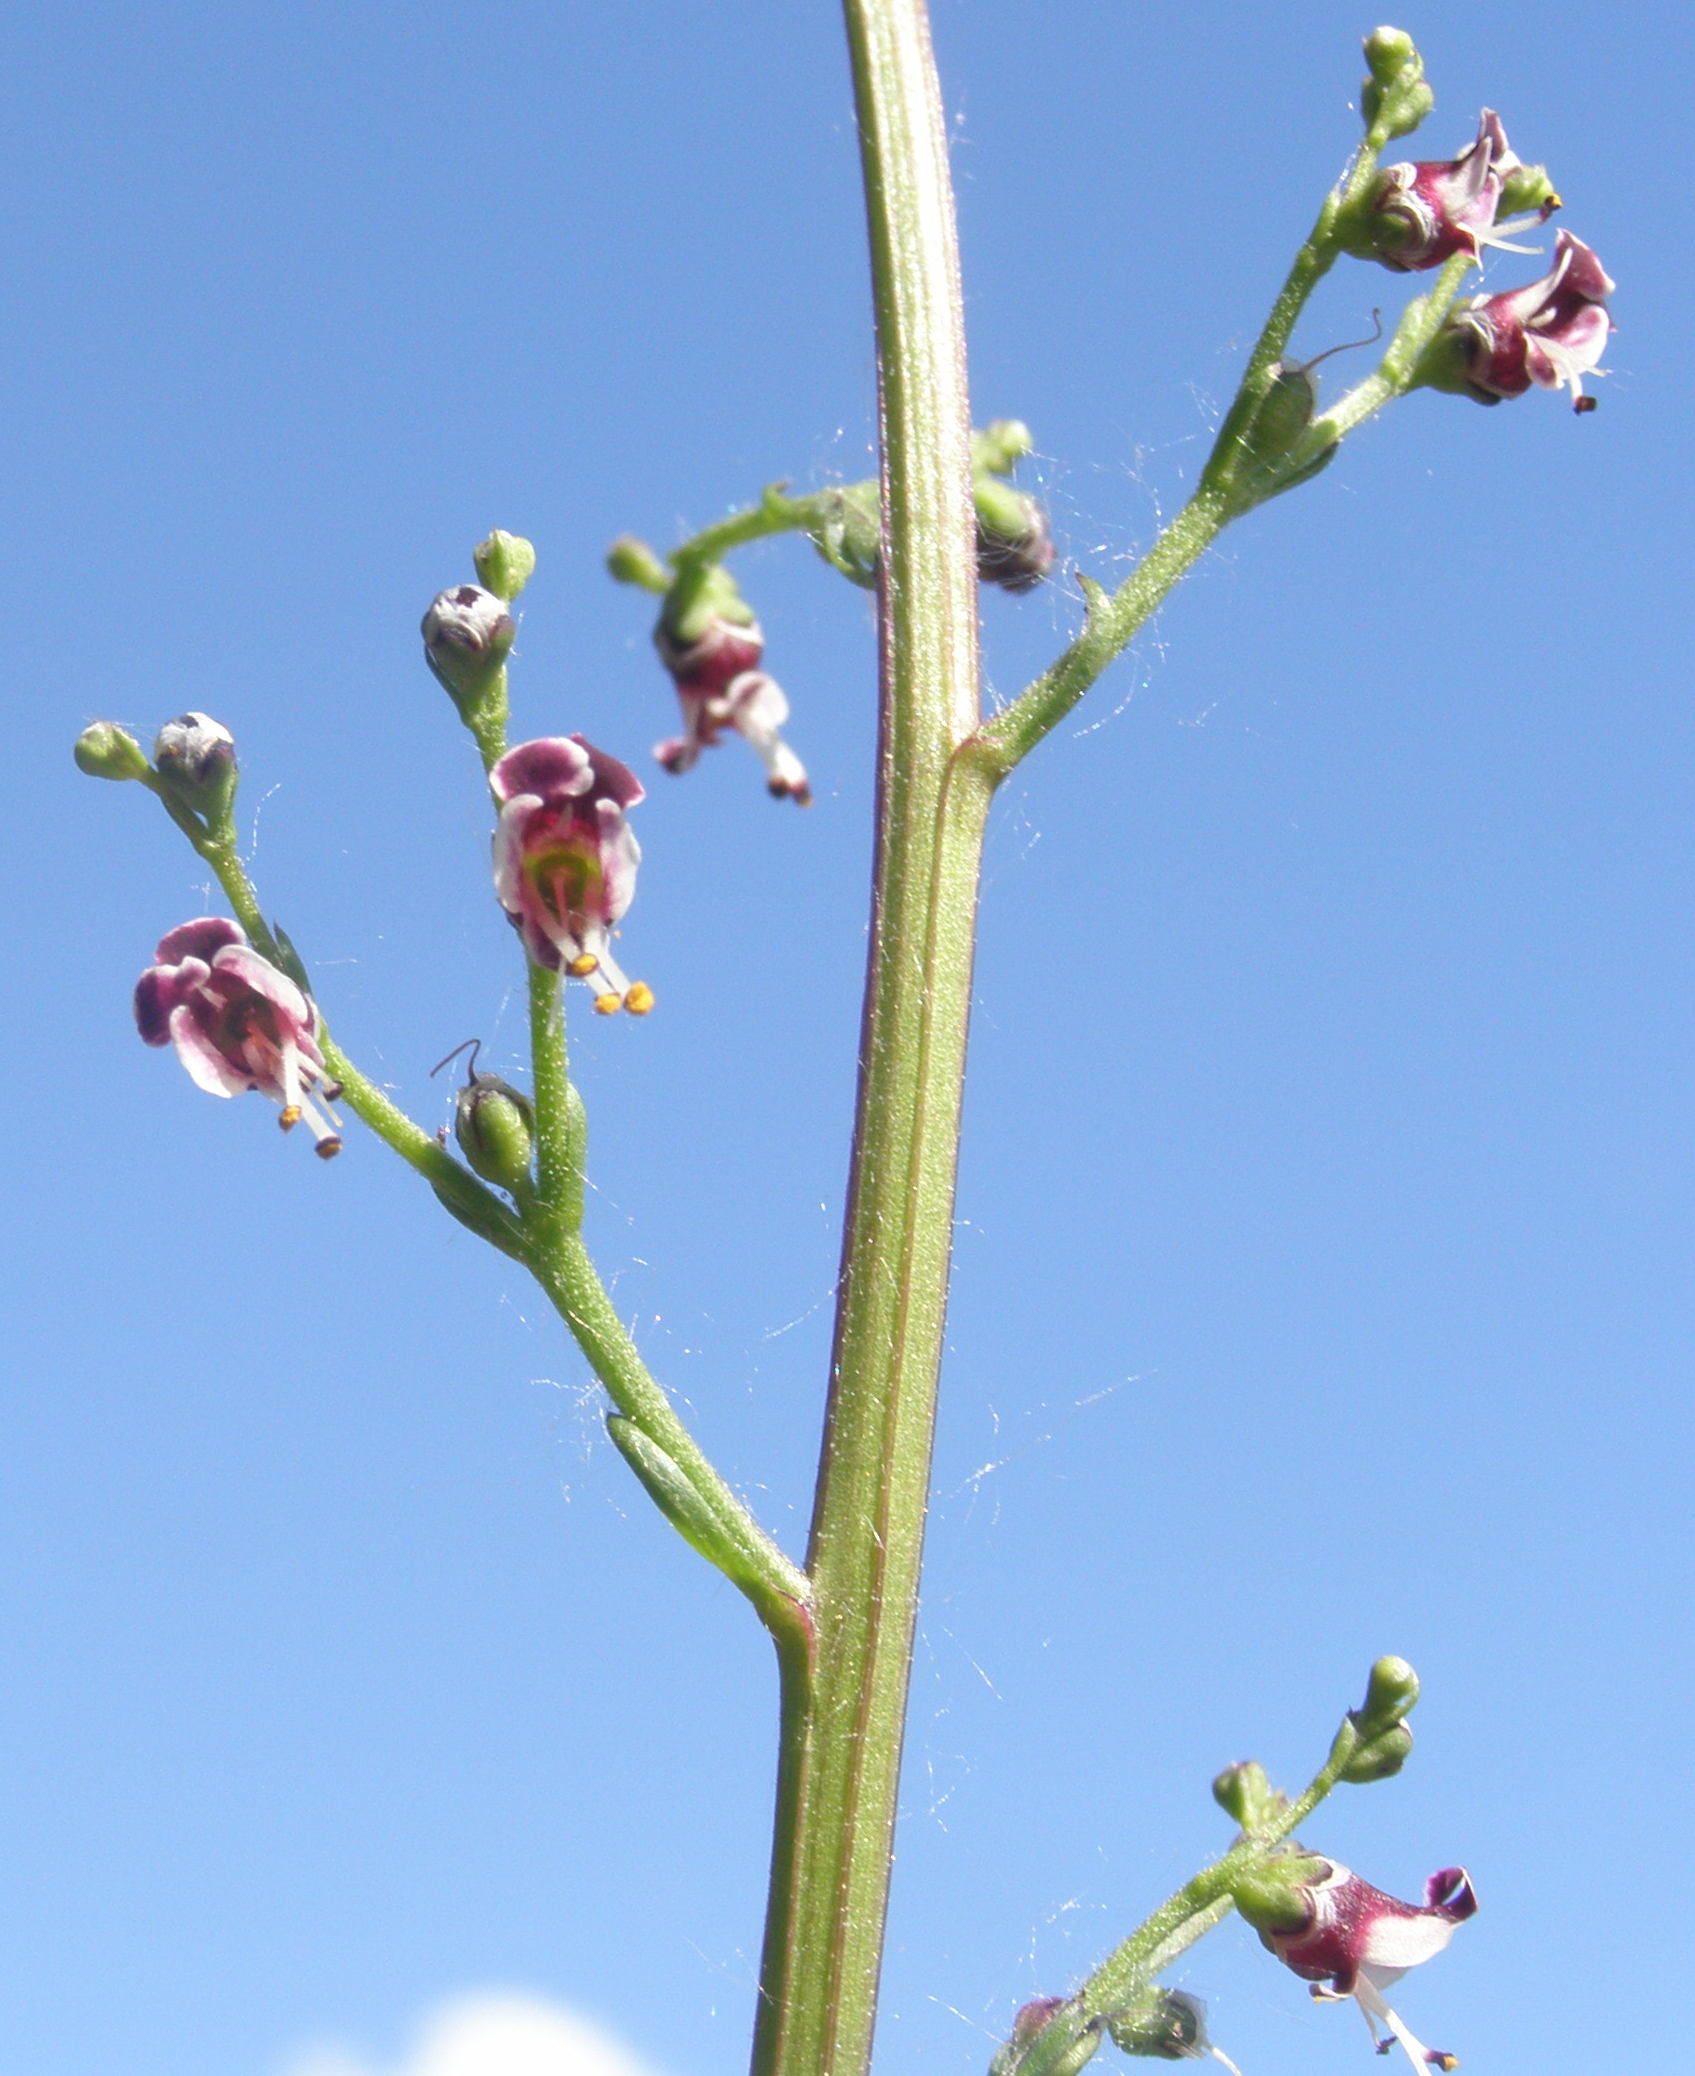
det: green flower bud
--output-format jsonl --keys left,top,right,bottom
{"left": 473, "top": 529, "right": 537, "bottom": 602}
{"left": 153, "top": 712, "right": 240, "bottom": 822}
{"left": 972, "top": 419, "right": 1035, "bottom": 475}
{"left": 454, "top": 1073, "right": 535, "bottom": 1195}
{"left": 1107, "top": 1989, "right": 1213, "bottom": 2061}
{"left": 808, "top": 482, "right": 881, "bottom": 589}
{"left": 1340, "top": 1720, "right": 1415, "bottom": 1783}
{"left": 1212, "top": 1758, "right": 1289, "bottom": 1831}
{"left": 74, "top": 721, "right": 150, "bottom": 782}
{"left": 1360, "top": 27, "right": 1433, "bottom": 142}
{"left": 1499, "top": 160, "right": 1561, "bottom": 220}
{"left": 605, "top": 534, "right": 672, "bottom": 592}
{"left": 1221, "top": 362, "right": 1338, "bottom": 510}
{"left": 1354, "top": 1654, "right": 1420, "bottom": 1737}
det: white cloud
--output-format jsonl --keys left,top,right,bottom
{"left": 282, "top": 1992, "right": 666, "bottom": 2076}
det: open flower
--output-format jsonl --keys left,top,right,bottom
{"left": 490, "top": 736, "right": 653, "bottom": 1014}
{"left": 135, "top": 918, "right": 343, "bottom": 1156}
{"left": 1247, "top": 1858, "right": 1477, "bottom": 2073}
{"left": 655, "top": 609, "right": 811, "bottom": 805}
{"left": 1429, "top": 229, "right": 1614, "bottom": 410}
{"left": 1352, "top": 109, "right": 1550, "bottom": 272}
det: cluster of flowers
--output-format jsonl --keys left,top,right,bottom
{"left": 1349, "top": 108, "right": 1614, "bottom": 410}
{"left": 1005, "top": 1856, "right": 1476, "bottom": 2076}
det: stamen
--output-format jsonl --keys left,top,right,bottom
{"left": 278, "top": 1105, "right": 302, "bottom": 1131}
{"left": 624, "top": 982, "right": 655, "bottom": 1015}
{"left": 594, "top": 992, "right": 623, "bottom": 1016}
{"left": 568, "top": 953, "right": 600, "bottom": 978}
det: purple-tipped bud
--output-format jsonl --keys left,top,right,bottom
{"left": 75, "top": 721, "right": 150, "bottom": 782}
{"left": 989, "top": 2000, "right": 1101, "bottom": 2076}
{"left": 975, "top": 480, "right": 1055, "bottom": 593}
{"left": 422, "top": 584, "right": 516, "bottom": 707}
{"left": 153, "top": 712, "right": 239, "bottom": 820}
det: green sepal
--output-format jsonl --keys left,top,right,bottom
{"left": 428, "top": 1159, "right": 530, "bottom": 1261}
{"left": 1230, "top": 1852, "right": 1327, "bottom": 1935}
{"left": 1107, "top": 1989, "right": 1209, "bottom": 2062}
{"left": 662, "top": 558, "right": 756, "bottom": 645}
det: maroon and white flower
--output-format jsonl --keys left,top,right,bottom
{"left": 135, "top": 918, "right": 343, "bottom": 1156}
{"left": 1436, "top": 229, "right": 1615, "bottom": 410}
{"left": 655, "top": 611, "right": 811, "bottom": 805}
{"left": 1254, "top": 1859, "right": 1477, "bottom": 2073}
{"left": 1363, "top": 109, "right": 1547, "bottom": 271}
{"left": 490, "top": 736, "right": 653, "bottom": 1014}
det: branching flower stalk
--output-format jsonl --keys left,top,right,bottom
{"left": 77, "top": 11, "right": 1613, "bottom": 2076}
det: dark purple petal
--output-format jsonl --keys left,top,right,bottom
{"left": 154, "top": 916, "right": 246, "bottom": 966}
{"left": 570, "top": 734, "right": 646, "bottom": 810}
{"left": 490, "top": 737, "right": 593, "bottom": 806}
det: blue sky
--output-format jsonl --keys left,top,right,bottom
{"left": 6, "top": 3, "right": 1690, "bottom": 2073}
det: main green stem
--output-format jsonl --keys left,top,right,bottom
{"left": 749, "top": 4, "right": 987, "bottom": 2074}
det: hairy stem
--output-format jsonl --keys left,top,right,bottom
{"left": 750, "top": 4, "right": 985, "bottom": 2073}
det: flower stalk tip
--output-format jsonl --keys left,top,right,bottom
{"left": 134, "top": 917, "right": 343, "bottom": 1156}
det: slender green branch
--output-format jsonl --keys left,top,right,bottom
{"left": 1071, "top": 1714, "right": 1366, "bottom": 2026}
{"left": 525, "top": 960, "right": 581, "bottom": 1238}
{"left": 976, "top": 489, "right": 1231, "bottom": 774}
{"left": 522, "top": 1238, "right": 811, "bottom": 1622}
{"left": 750, "top": 2, "right": 984, "bottom": 2072}
{"left": 674, "top": 483, "right": 866, "bottom": 572}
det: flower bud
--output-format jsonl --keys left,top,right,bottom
{"left": 74, "top": 721, "right": 150, "bottom": 782}
{"left": 973, "top": 419, "right": 1036, "bottom": 475}
{"left": 1353, "top": 1654, "right": 1420, "bottom": 1738}
{"left": 1499, "top": 159, "right": 1561, "bottom": 220}
{"left": 606, "top": 534, "right": 671, "bottom": 591}
{"left": 1212, "top": 1759, "right": 1288, "bottom": 1831}
{"left": 1107, "top": 1989, "right": 1213, "bottom": 2061}
{"left": 153, "top": 712, "right": 239, "bottom": 820}
{"left": 421, "top": 584, "right": 515, "bottom": 708}
{"left": 454, "top": 1073, "right": 535, "bottom": 1195}
{"left": 473, "top": 529, "right": 537, "bottom": 603}
{"left": 1360, "top": 28, "right": 1432, "bottom": 141}
{"left": 807, "top": 482, "right": 881, "bottom": 589}
{"left": 990, "top": 2000, "right": 1101, "bottom": 2076}
{"left": 975, "top": 479, "right": 1055, "bottom": 593}
{"left": 1339, "top": 1721, "right": 1415, "bottom": 1784}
